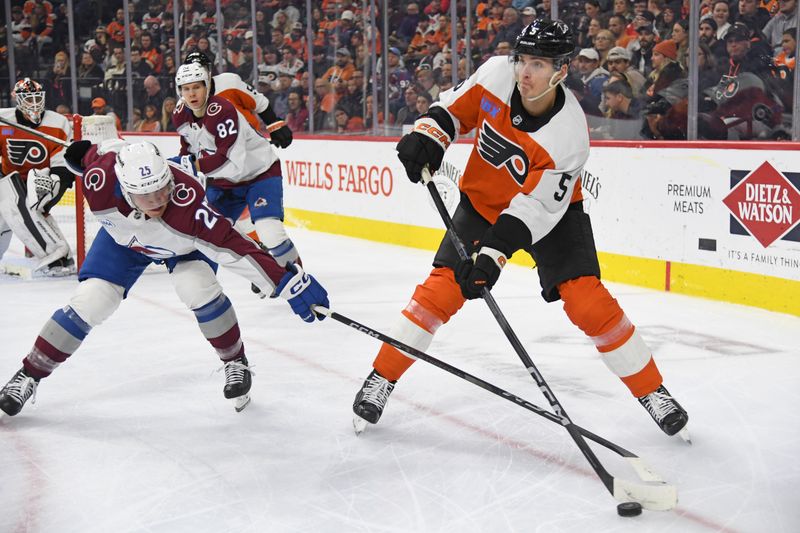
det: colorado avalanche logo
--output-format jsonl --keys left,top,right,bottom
{"left": 254, "top": 197, "right": 268, "bottom": 208}
{"left": 6, "top": 139, "right": 47, "bottom": 166}
{"left": 171, "top": 182, "right": 197, "bottom": 206}
{"left": 174, "top": 101, "right": 185, "bottom": 114}
{"left": 206, "top": 102, "right": 222, "bottom": 116}
{"left": 83, "top": 167, "right": 106, "bottom": 191}
{"left": 477, "top": 122, "right": 529, "bottom": 186}
{"left": 126, "top": 236, "right": 176, "bottom": 258}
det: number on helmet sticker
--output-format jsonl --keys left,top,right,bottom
{"left": 216, "top": 119, "right": 238, "bottom": 138}
{"left": 140, "top": 165, "right": 151, "bottom": 176}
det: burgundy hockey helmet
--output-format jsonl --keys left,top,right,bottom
{"left": 514, "top": 19, "right": 575, "bottom": 66}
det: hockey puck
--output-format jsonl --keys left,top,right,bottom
{"left": 617, "top": 502, "right": 643, "bottom": 517}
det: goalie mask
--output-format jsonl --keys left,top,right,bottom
{"left": 175, "top": 62, "right": 211, "bottom": 110}
{"left": 13, "top": 78, "right": 46, "bottom": 125}
{"left": 114, "top": 142, "right": 175, "bottom": 214}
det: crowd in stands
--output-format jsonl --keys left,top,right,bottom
{"left": 1, "top": 0, "right": 796, "bottom": 139}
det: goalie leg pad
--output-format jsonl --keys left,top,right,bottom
{"left": 0, "top": 172, "right": 69, "bottom": 264}
{"left": 0, "top": 217, "right": 12, "bottom": 260}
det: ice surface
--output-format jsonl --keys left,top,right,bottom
{"left": 1, "top": 229, "right": 798, "bottom": 533}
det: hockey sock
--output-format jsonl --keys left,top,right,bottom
{"left": 24, "top": 306, "right": 92, "bottom": 379}
{"left": 559, "top": 276, "right": 662, "bottom": 397}
{"left": 193, "top": 294, "right": 245, "bottom": 361}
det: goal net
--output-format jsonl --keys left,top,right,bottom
{"left": 51, "top": 114, "right": 121, "bottom": 268}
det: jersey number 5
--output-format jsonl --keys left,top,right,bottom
{"left": 554, "top": 172, "right": 573, "bottom": 201}
{"left": 216, "top": 119, "right": 237, "bottom": 139}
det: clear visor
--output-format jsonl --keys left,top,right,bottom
{"left": 128, "top": 182, "right": 174, "bottom": 212}
{"left": 17, "top": 91, "right": 45, "bottom": 120}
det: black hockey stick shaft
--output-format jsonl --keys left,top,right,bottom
{"left": 0, "top": 115, "right": 70, "bottom": 147}
{"left": 422, "top": 168, "right": 614, "bottom": 492}
{"left": 317, "top": 306, "right": 637, "bottom": 460}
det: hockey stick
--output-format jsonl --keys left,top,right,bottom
{"left": 0, "top": 115, "right": 70, "bottom": 147}
{"left": 419, "top": 167, "right": 676, "bottom": 511}
{"left": 315, "top": 305, "right": 677, "bottom": 511}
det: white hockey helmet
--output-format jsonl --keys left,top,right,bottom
{"left": 114, "top": 142, "right": 174, "bottom": 208}
{"left": 13, "top": 78, "right": 46, "bottom": 124}
{"left": 175, "top": 62, "right": 211, "bottom": 106}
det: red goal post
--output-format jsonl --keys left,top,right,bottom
{"left": 67, "top": 114, "right": 121, "bottom": 267}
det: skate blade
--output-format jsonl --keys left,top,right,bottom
{"left": 676, "top": 427, "right": 692, "bottom": 444}
{"left": 353, "top": 415, "right": 369, "bottom": 436}
{"left": 233, "top": 394, "right": 251, "bottom": 412}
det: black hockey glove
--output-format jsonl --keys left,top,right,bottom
{"left": 396, "top": 116, "right": 453, "bottom": 183}
{"left": 454, "top": 216, "right": 532, "bottom": 300}
{"left": 63, "top": 140, "right": 93, "bottom": 174}
{"left": 268, "top": 121, "right": 293, "bottom": 148}
{"left": 259, "top": 104, "right": 293, "bottom": 148}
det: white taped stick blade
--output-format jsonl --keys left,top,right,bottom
{"left": 613, "top": 477, "right": 677, "bottom": 511}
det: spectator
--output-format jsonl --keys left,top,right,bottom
{"left": 163, "top": 54, "right": 178, "bottom": 77}
{"left": 364, "top": 93, "right": 391, "bottom": 130}
{"left": 607, "top": 46, "right": 647, "bottom": 97}
{"left": 333, "top": 106, "right": 364, "bottom": 133}
{"left": 90, "top": 97, "right": 122, "bottom": 131}
{"left": 78, "top": 51, "right": 104, "bottom": 82}
{"left": 105, "top": 46, "right": 126, "bottom": 82}
{"left": 285, "top": 89, "right": 309, "bottom": 132}
{"left": 140, "top": 32, "right": 163, "bottom": 74}
{"left": 734, "top": 0, "right": 771, "bottom": 31}
{"left": 712, "top": 0, "right": 732, "bottom": 40}
{"left": 395, "top": 85, "right": 420, "bottom": 125}
{"left": 313, "top": 78, "right": 337, "bottom": 130}
{"left": 495, "top": 40, "right": 513, "bottom": 56}
{"left": 397, "top": 3, "right": 423, "bottom": 44}
{"left": 141, "top": 2, "right": 164, "bottom": 41}
{"left": 130, "top": 47, "right": 153, "bottom": 78}
{"left": 107, "top": 8, "right": 135, "bottom": 45}
{"left": 762, "top": 0, "right": 797, "bottom": 51}
{"left": 697, "top": 42, "right": 721, "bottom": 94}
{"left": 47, "top": 50, "right": 72, "bottom": 110}
{"left": 671, "top": 19, "right": 689, "bottom": 69}
{"left": 719, "top": 23, "right": 773, "bottom": 77}
{"left": 520, "top": 7, "right": 537, "bottom": 28}
{"left": 323, "top": 47, "right": 355, "bottom": 85}
{"left": 143, "top": 75, "right": 165, "bottom": 112}
{"left": 339, "top": 76, "right": 364, "bottom": 118}
{"left": 415, "top": 64, "right": 440, "bottom": 101}
{"left": 580, "top": 18, "right": 603, "bottom": 49}
{"left": 631, "top": 23, "right": 657, "bottom": 76}
{"left": 491, "top": 8, "right": 523, "bottom": 48}
{"left": 160, "top": 96, "right": 177, "bottom": 132}
{"left": 55, "top": 104, "right": 71, "bottom": 116}
{"left": 272, "top": 70, "right": 294, "bottom": 118}
{"left": 90, "top": 25, "right": 109, "bottom": 65}
{"left": 415, "top": 90, "right": 432, "bottom": 116}
{"left": 594, "top": 30, "right": 615, "bottom": 65}
{"left": 576, "top": 47, "right": 610, "bottom": 114}
{"left": 699, "top": 17, "right": 728, "bottom": 61}
{"left": 604, "top": 80, "right": 642, "bottom": 119}
{"left": 774, "top": 28, "right": 796, "bottom": 70}
{"left": 157, "top": 12, "right": 175, "bottom": 49}
{"left": 656, "top": 4, "right": 677, "bottom": 39}
{"left": 278, "top": 45, "right": 304, "bottom": 76}
{"left": 135, "top": 103, "right": 162, "bottom": 132}
{"left": 29, "top": 2, "right": 54, "bottom": 55}
{"left": 613, "top": 0, "right": 634, "bottom": 20}
{"left": 608, "top": 15, "right": 633, "bottom": 47}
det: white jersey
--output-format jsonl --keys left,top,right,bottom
{"left": 433, "top": 56, "right": 590, "bottom": 245}
{"left": 172, "top": 94, "right": 278, "bottom": 185}
{"left": 213, "top": 72, "right": 270, "bottom": 130}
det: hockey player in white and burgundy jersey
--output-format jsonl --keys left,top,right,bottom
{"left": 352, "top": 20, "right": 689, "bottom": 439}
{"left": 0, "top": 140, "right": 329, "bottom": 418}
{"left": 173, "top": 59, "right": 300, "bottom": 279}
{"left": 0, "top": 78, "right": 76, "bottom": 275}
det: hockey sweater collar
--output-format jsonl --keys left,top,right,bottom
{"left": 509, "top": 84, "right": 566, "bottom": 133}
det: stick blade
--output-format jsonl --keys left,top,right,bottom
{"left": 613, "top": 478, "right": 677, "bottom": 511}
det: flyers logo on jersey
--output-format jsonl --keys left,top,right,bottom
{"left": 6, "top": 139, "right": 48, "bottom": 166}
{"left": 476, "top": 122, "right": 529, "bottom": 186}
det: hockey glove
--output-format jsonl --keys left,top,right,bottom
{"left": 454, "top": 216, "right": 532, "bottom": 300}
{"left": 260, "top": 104, "right": 293, "bottom": 148}
{"left": 63, "top": 140, "right": 93, "bottom": 174}
{"left": 396, "top": 117, "right": 452, "bottom": 183}
{"left": 275, "top": 263, "right": 329, "bottom": 322}
{"left": 26, "top": 168, "right": 59, "bottom": 211}
{"left": 267, "top": 120, "right": 293, "bottom": 148}
{"left": 167, "top": 154, "right": 199, "bottom": 176}
{"left": 455, "top": 247, "right": 507, "bottom": 300}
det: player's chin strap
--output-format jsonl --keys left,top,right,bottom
{"left": 519, "top": 71, "right": 567, "bottom": 103}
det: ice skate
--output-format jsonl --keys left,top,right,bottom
{"left": 638, "top": 385, "right": 689, "bottom": 441}
{"left": 352, "top": 370, "right": 395, "bottom": 435}
{"left": 41, "top": 256, "right": 76, "bottom": 277}
{"left": 221, "top": 356, "right": 253, "bottom": 412}
{"left": 0, "top": 367, "right": 39, "bottom": 417}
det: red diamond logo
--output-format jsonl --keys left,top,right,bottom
{"left": 723, "top": 162, "right": 800, "bottom": 248}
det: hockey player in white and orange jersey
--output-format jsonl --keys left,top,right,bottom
{"left": 352, "top": 20, "right": 689, "bottom": 439}
{"left": 0, "top": 78, "right": 76, "bottom": 275}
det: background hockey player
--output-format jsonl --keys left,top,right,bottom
{"left": 0, "top": 140, "right": 329, "bottom": 418}
{"left": 173, "top": 56, "right": 299, "bottom": 294}
{"left": 0, "top": 78, "right": 76, "bottom": 276}
{"left": 351, "top": 19, "right": 689, "bottom": 439}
